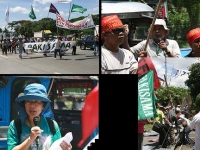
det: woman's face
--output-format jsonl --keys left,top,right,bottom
{"left": 25, "top": 100, "right": 44, "bottom": 118}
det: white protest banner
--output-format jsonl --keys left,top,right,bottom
{"left": 56, "top": 13, "right": 95, "bottom": 30}
{"left": 24, "top": 41, "right": 75, "bottom": 55}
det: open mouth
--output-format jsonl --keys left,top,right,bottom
{"left": 118, "top": 35, "right": 124, "bottom": 38}
{"left": 29, "top": 110, "right": 37, "bottom": 113}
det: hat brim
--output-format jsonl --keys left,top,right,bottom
{"left": 16, "top": 95, "right": 50, "bottom": 102}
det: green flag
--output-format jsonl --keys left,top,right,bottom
{"left": 71, "top": 4, "right": 87, "bottom": 13}
{"left": 29, "top": 5, "right": 36, "bottom": 20}
{"left": 138, "top": 70, "right": 158, "bottom": 121}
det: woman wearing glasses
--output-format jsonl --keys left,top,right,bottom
{"left": 7, "top": 83, "right": 72, "bottom": 150}
{"left": 101, "top": 14, "right": 138, "bottom": 74}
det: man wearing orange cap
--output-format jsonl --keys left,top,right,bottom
{"left": 185, "top": 28, "right": 200, "bottom": 57}
{"left": 123, "top": 19, "right": 181, "bottom": 58}
{"left": 101, "top": 15, "right": 138, "bottom": 74}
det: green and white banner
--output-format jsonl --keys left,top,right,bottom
{"left": 138, "top": 70, "right": 158, "bottom": 121}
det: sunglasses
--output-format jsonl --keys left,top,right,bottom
{"left": 106, "top": 28, "right": 125, "bottom": 35}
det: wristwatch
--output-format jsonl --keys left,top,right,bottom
{"left": 166, "top": 51, "right": 170, "bottom": 55}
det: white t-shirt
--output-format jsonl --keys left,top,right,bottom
{"left": 190, "top": 112, "right": 200, "bottom": 150}
{"left": 131, "top": 39, "right": 181, "bottom": 58}
{"left": 55, "top": 39, "right": 61, "bottom": 49}
{"left": 101, "top": 46, "right": 138, "bottom": 74}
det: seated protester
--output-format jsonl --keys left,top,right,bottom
{"left": 186, "top": 28, "right": 200, "bottom": 57}
{"left": 152, "top": 102, "right": 171, "bottom": 148}
{"left": 123, "top": 19, "right": 181, "bottom": 58}
{"left": 101, "top": 15, "right": 138, "bottom": 74}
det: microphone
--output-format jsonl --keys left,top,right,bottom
{"left": 158, "top": 37, "right": 166, "bottom": 51}
{"left": 33, "top": 116, "right": 40, "bottom": 149}
{"left": 158, "top": 37, "right": 162, "bottom": 43}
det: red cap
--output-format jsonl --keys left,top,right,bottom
{"left": 187, "top": 28, "right": 200, "bottom": 46}
{"left": 101, "top": 15, "right": 123, "bottom": 39}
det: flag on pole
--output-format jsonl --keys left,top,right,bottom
{"left": 138, "top": 70, "right": 158, "bottom": 121}
{"left": 138, "top": 57, "right": 160, "bottom": 89}
{"left": 5, "top": 5, "right": 9, "bottom": 25}
{"left": 49, "top": 3, "right": 60, "bottom": 14}
{"left": 58, "top": 0, "right": 72, "bottom": 3}
{"left": 78, "top": 85, "right": 98, "bottom": 147}
{"left": 29, "top": 5, "right": 36, "bottom": 20}
{"left": 71, "top": 4, "right": 87, "bottom": 13}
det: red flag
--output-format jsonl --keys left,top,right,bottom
{"left": 138, "top": 57, "right": 160, "bottom": 89}
{"left": 49, "top": 3, "right": 60, "bottom": 14}
{"left": 78, "top": 85, "right": 99, "bottom": 147}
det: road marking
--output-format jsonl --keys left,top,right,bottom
{"left": 54, "top": 72, "right": 61, "bottom": 74}
{"left": 0, "top": 55, "right": 8, "bottom": 58}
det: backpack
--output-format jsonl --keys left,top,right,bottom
{"left": 14, "top": 117, "right": 56, "bottom": 140}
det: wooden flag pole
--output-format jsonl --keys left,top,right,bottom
{"left": 143, "top": 0, "right": 162, "bottom": 51}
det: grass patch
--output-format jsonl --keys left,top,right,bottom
{"left": 144, "top": 124, "right": 153, "bottom": 132}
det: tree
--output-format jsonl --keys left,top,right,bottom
{"left": 195, "top": 93, "right": 200, "bottom": 109}
{"left": 155, "top": 85, "right": 188, "bottom": 105}
{"left": 169, "top": 0, "right": 200, "bottom": 29}
{"left": 185, "top": 62, "right": 200, "bottom": 102}
{"left": 10, "top": 14, "right": 99, "bottom": 37}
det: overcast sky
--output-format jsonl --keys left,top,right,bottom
{"left": 151, "top": 57, "right": 200, "bottom": 89}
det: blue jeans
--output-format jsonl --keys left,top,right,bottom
{"left": 19, "top": 48, "right": 22, "bottom": 57}
{"left": 54, "top": 49, "right": 62, "bottom": 58}
{"left": 94, "top": 46, "right": 99, "bottom": 56}
{"left": 185, "top": 130, "right": 191, "bottom": 143}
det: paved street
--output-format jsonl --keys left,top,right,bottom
{"left": 143, "top": 131, "right": 195, "bottom": 150}
{"left": 0, "top": 47, "right": 99, "bottom": 74}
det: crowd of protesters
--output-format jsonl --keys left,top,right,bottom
{"left": 138, "top": 98, "right": 198, "bottom": 150}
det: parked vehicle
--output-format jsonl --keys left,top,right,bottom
{"left": 102, "top": 1, "right": 155, "bottom": 46}
{"left": 78, "top": 35, "right": 95, "bottom": 50}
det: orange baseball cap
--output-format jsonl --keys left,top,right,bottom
{"left": 187, "top": 28, "right": 200, "bottom": 46}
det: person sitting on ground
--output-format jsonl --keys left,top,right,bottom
{"left": 185, "top": 28, "right": 200, "bottom": 57}
{"left": 123, "top": 18, "right": 181, "bottom": 58}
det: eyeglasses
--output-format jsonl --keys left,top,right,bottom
{"left": 106, "top": 28, "right": 125, "bottom": 35}
{"left": 25, "top": 100, "right": 43, "bottom": 105}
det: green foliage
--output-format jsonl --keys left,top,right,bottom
{"left": 155, "top": 85, "right": 188, "bottom": 105}
{"left": 195, "top": 93, "right": 200, "bottom": 108}
{"left": 185, "top": 63, "right": 200, "bottom": 103}
{"left": 6, "top": 14, "right": 99, "bottom": 37}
